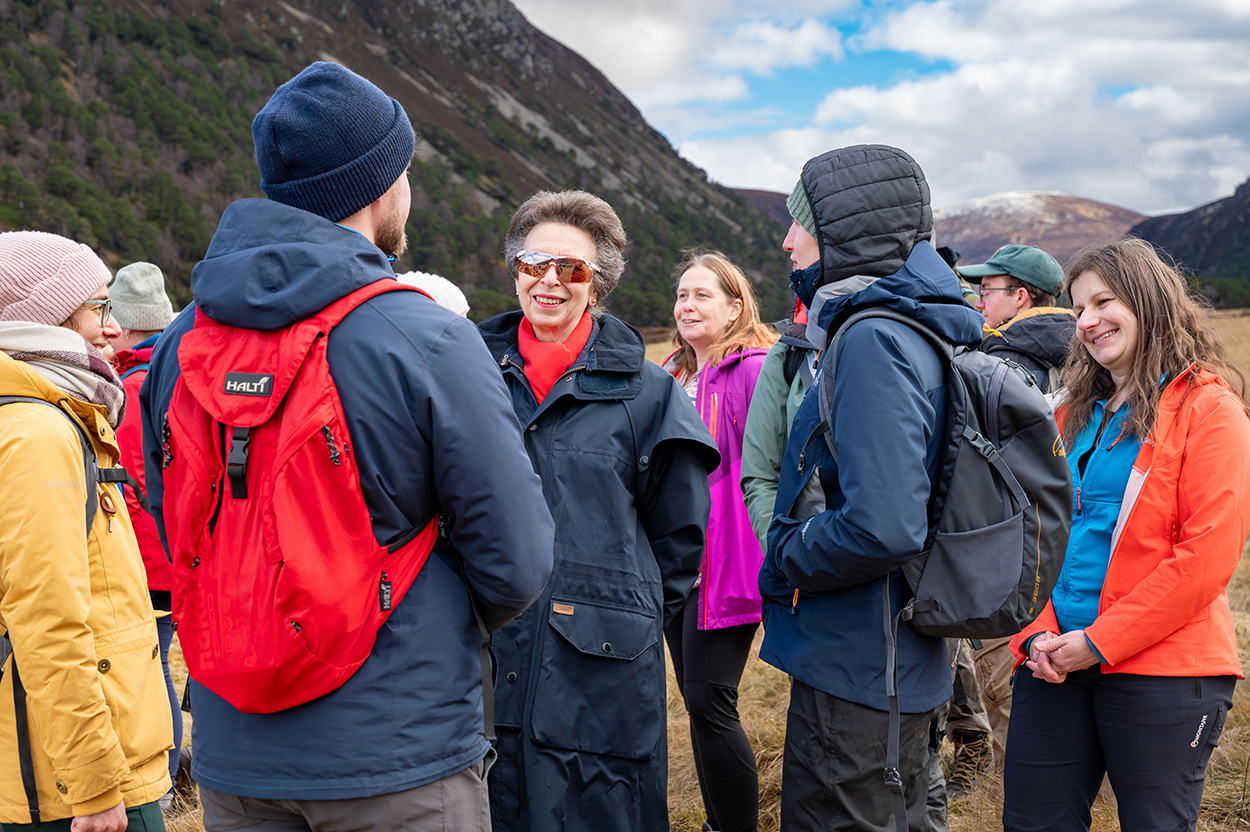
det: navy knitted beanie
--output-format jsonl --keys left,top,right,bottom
{"left": 253, "top": 62, "right": 415, "bottom": 222}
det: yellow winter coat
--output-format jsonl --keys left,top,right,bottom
{"left": 0, "top": 351, "right": 172, "bottom": 823}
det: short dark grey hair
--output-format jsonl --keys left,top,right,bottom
{"left": 503, "top": 190, "right": 628, "bottom": 312}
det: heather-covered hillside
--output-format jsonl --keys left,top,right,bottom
{"left": 0, "top": 0, "right": 792, "bottom": 324}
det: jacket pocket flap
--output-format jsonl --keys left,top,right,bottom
{"left": 548, "top": 601, "right": 656, "bottom": 661}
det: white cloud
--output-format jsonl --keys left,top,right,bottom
{"left": 514, "top": 0, "right": 1250, "bottom": 214}
{"left": 511, "top": 0, "right": 852, "bottom": 108}
{"left": 707, "top": 19, "right": 844, "bottom": 74}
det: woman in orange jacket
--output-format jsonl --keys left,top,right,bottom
{"left": 1004, "top": 238, "right": 1250, "bottom": 832}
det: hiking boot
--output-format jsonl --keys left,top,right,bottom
{"left": 947, "top": 729, "right": 993, "bottom": 797}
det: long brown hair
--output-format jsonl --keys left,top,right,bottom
{"left": 670, "top": 250, "right": 776, "bottom": 378}
{"left": 1060, "top": 238, "right": 1248, "bottom": 445}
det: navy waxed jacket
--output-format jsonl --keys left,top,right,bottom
{"left": 139, "top": 199, "right": 554, "bottom": 799}
{"left": 760, "top": 240, "right": 984, "bottom": 713}
{"left": 478, "top": 310, "right": 718, "bottom": 832}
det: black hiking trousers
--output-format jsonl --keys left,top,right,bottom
{"left": 779, "top": 678, "right": 942, "bottom": 832}
{"left": 666, "top": 585, "right": 760, "bottom": 832}
{"left": 1004, "top": 667, "right": 1235, "bottom": 832}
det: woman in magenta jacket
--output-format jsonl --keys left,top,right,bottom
{"left": 664, "top": 250, "right": 776, "bottom": 832}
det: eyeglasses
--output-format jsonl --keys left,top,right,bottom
{"left": 80, "top": 299, "right": 113, "bottom": 326}
{"left": 977, "top": 286, "right": 1020, "bottom": 299}
{"left": 515, "top": 250, "right": 602, "bottom": 284}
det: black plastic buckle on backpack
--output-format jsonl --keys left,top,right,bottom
{"left": 883, "top": 765, "right": 903, "bottom": 794}
{"left": 226, "top": 426, "right": 250, "bottom": 499}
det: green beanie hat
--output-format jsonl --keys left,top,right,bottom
{"left": 787, "top": 179, "right": 817, "bottom": 239}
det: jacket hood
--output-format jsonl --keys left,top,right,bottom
{"left": 806, "top": 240, "right": 984, "bottom": 350}
{"left": 800, "top": 144, "right": 932, "bottom": 292}
{"left": 191, "top": 199, "right": 397, "bottom": 330}
{"left": 983, "top": 307, "right": 1076, "bottom": 367}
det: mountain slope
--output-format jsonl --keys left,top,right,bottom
{"left": 0, "top": 0, "right": 791, "bottom": 324}
{"left": 1130, "top": 178, "right": 1250, "bottom": 299}
{"left": 933, "top": 192, "right": 1146, "bottom": 267}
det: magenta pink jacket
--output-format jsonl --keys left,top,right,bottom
{"left": 667, "top": 347, "right": 770, "bottom": 629}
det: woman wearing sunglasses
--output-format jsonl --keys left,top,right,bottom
{"left": 479, "top": 191, "right": 719, "bottom": 832}
{"left": 0, "top": 231, "right": 173, "bottom": 832}
{"left": 662, "top": 251, "right": 775, "bottom": 832}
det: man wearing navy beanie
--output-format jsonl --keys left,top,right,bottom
{"left": 139, "top": 63, "right": 555, "bottom": 832}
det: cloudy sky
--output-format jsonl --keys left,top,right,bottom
{"left": 508, "top": 0, "right": 1250, "bottom": 215}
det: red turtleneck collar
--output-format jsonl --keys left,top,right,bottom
{"left": 517, "top": 311, "right": 594, "bottom": 404}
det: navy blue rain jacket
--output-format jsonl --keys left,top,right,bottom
{"left": 478, "top": 311, "right": 718, "bottom": 832}
{"left": 759, "top": 241, "right": 984, "bottom": 713}
{"left": 139, "top": 199, "right": 555, "bottom": 799}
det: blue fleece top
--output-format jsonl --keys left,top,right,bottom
{"left": 1052, "top": 401, "right": 1140, "bottom": 649}
{"left": 139, "top": 199, "right": 554, "bottom": 800}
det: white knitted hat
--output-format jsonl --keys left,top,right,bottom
{"left": 0, "top": 231, "right": 111, "bottom": 326}
{"left": 395, "top": 271, "right": 470, "bottom": 317}
{"left": 111, "top": 262, "right": 174, "bottom": 331}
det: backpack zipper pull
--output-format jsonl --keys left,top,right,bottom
{"left": 379, "top": 571, "right": 392, "bottom": 611}
{"left": 161, "top": 414, "right": 174, "bottom": 469}
{"left": 322, "top": 426, "right": 341, "bottom": 466}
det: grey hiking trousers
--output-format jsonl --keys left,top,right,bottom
{"left": 200, "top": 751, "right": 494, "bottom": 832}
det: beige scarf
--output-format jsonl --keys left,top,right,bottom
{"left": 0, "top": 321, "right": 126, "bottom": 427}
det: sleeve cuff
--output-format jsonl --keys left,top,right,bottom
{"left": 71, "top": 785, "right": 123, "bottom": 817}
{"left": 1085, "top": 633, "right": 1108, "bottom": 664}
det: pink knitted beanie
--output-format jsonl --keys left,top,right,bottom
{"left": 0, "top": 231, "right": 111, "bottom": 327}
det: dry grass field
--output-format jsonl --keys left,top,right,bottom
{"left": 161, "top": 312, "right": 1250, "bottom": 832}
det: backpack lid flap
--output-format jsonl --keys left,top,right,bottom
{"left": 177, "top": 308, "right": 320, "bottom": 425}
{"left": 176, "top": 280, "right": 429, "bottom": 426}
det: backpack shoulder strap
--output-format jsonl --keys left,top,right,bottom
{"left": 782, "top": 344, "right": 802, "bottom": 386}
{"left": 816, "top": 309, "right": 954, "bottom": 457}
{"left": 8, "top": 648, "right": 40, "bottom": 824}
{"left": 0, "top": 396, "right": 99, "bottom": 535}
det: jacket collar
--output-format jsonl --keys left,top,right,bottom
{"left": 113, "top": 336, "right": 160, "bottom": 375}
{"left": 805, "top": 241, "right": 983, "bottom": 351}
{"left": 479, "top": 311, "right": 646, "bottom": 403}
{"left": 984, "top": 306, "right": 1076, "bottom": 338}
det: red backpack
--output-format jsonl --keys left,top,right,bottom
{"left": 163, "top": 279, "right": 438, "bottom": 713}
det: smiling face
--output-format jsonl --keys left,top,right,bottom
{"left": 1071, "top": 269, "right": 1139, "bottom": 391}
{"left": 783, "top": 221, "right": 820, "bottom": 271}
{"left": 62, "top": 287, "right": 121, "bottom": 351}
{"left": 674, "top": 265, "right": 742, "bottom": 359}
{"left": 516, "top": 222, "right": 597, "bottom": 343}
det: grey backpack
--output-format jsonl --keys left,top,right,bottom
{"left": 810, "top": 308, "right": 1072, "bottom": 832}
{"left": 815, "top": 308, "right": 1072, "bottom": 638}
